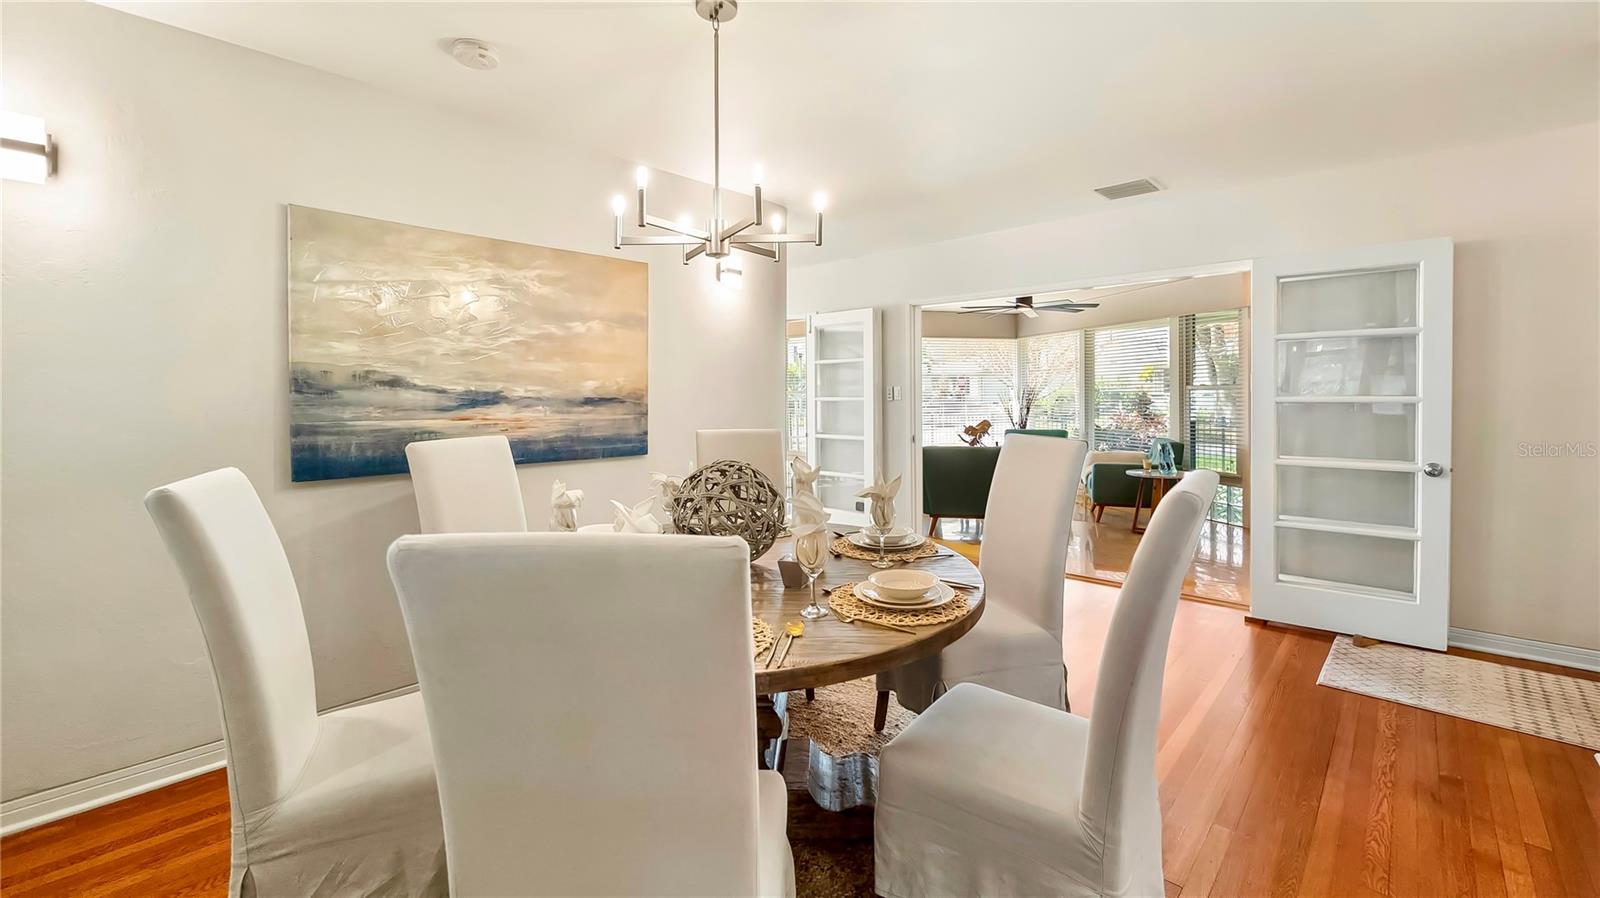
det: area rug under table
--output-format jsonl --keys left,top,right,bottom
{"left": 1317, "top": 634, "right": 1600, "bottom": 751}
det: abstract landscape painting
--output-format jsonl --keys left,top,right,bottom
{"left": 288, "top": 206, "right": 648, "bottom": 481}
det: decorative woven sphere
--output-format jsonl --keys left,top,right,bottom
{"left": 672, "top": 460, "right": 785, "bottom": 561}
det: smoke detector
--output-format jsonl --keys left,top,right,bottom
{"left": 1094, "top": 178, "right": 1162, "bottom": 200}
{"left": 450, "top": 38, "right": 499, "bottom": 70}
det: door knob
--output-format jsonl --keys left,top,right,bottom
{"left": 1422, "top": 462, "right": 1446, "bottom": 478}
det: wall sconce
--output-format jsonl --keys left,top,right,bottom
{"left": 716, "top": 261, "right": 744, "bottom": 291}
{"left": 1, "top": 111, "right": 56, "bottom": 183}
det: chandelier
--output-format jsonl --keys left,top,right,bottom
{"left": 610, "top": 0, "right": 825, "bottom": 286}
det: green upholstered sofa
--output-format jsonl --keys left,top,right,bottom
{"left": 1084, "top": 441, "right": 1186, "bottom": 521}
{"left": 922, "top": 445, "right": 1000, "bottom": 535}
{"left": 921, "top": 430, "right": 1074, "bottom": 534}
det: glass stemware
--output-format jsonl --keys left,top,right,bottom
{"left": 795, "top": 530, "right": 830, "bottom": 620}
{"left": 869, "top": 499, "right": 896, "bottom": 569}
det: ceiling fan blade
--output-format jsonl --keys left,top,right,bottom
{"left": 1038, "top": 302, "right": 1101, "bottom": 310}
{"left": 1037, "top": 306, "right": 1085, "bottom": 312}
{"left": 959, "top": 305, "right": 1020, "bottom": 313}
{"left": 1020, "top": 306, "right": 1039, "bottom": 318}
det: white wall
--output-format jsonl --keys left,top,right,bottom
{"left": 1, "top": 1, "right": 785, "bottom": 802}
{"left": 792, "top": 123, "right": 1600, "bottom": 651}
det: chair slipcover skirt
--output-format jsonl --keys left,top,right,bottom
{"left": 232, "top": 692, "right": 447, "bottom": 898}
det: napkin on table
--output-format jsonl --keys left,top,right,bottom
{"left": 610, "top": 498, "right": 664, "bottom": 534}
{"left": 857, "top": 473, "right": 902, "bottom": 532}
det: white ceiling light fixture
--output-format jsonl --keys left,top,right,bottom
{"left": 1, "top": 111, "right": 56, "bottom": 183}
{"left": 450, "top": 38, "right": 499, "bottom": 71}
{"left": 610, "top": 0, "right": 824, "bottom": 267}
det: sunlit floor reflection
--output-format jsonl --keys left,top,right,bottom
{"left": 933, "top": 509, "right": 1250, "bottom": 608}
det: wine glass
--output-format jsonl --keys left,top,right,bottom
{"left": 795, "top": 530, "right": 831, "bottom": 620}
{"left": 869, "top": 498, "right": 896, "bottom": 569}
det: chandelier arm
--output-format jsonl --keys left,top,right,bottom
{"left": 720, "top": 217, "right": 757, "bottom": 241}
{"left": 685, "top": 243, "right": 707, "bottom": 262}
{"left": 728, "top": 232, "right": 817, "bottom": 245}
{"left": 732, "top": 243, "right": 777, "bottom": 260}
{"left": 643, "top": 214, "right": 710, "bottom": 241}
{"left": 619, "top": 234, "right": 712, "bottom": 247}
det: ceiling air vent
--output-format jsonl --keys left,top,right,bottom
{"left": 1094, "top": 178, "right": 1162, "bottom": 200}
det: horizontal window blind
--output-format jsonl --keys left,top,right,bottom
{"left": 921, "top": 338, "right": 1016, "bottom": 446}
{"left": 1182, "top": 309, "right": 1245, "bottom": 523}
{"left": 1018, "top": 330, "right": 1083, "bottom": 436}
{"left": 1090, "top": 321, "right": 1171, "bottom": 451}
{"left": 785, "top": 334, "right": 807, "bottom": 454}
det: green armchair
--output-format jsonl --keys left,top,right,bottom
{"left": 1084, "top": 441, "right": 1185, "bottom": 522}
{"left": 922, "top": 445, "right": 1001, "bottom": 535}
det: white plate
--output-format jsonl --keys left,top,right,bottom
{"left": 854, "top": 580, "right": 957, "bottom": 610}
{"left": 847, "top": 528, "right": 921, "bottom": 549}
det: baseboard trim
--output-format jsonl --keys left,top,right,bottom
{"left": 0, "top": 740, "right": 226, "bottom": 837}
{"left": 0, "top": 682, "right": 420, "bottom": 837}
{"left": 1448, "top": 628, "right": 1600, "bottom": 673}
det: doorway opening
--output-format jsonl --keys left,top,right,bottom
{"left": 912, "top": 269, "right": 1251, "bottom": 608}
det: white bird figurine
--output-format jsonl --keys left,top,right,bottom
{"left": 550, "top": 480, "right": 584, "bottom": 532}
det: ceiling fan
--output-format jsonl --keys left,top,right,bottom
{"left": 957, "top": 296, "right": 1099, "bottom": 318}
{"left": 956, "top": 275, "right": 1195, "bottom": 318}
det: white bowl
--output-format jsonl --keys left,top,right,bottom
{"left": 868, "top": 569, "right": 938, "bottom": 602}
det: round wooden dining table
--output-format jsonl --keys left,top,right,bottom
{"left": 750, "top": 536, "right": 986, "bottom": 696}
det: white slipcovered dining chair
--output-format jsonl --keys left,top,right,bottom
{"left": 696, "top": 428, "right": 786, "bottom": 491}
{"left": 387, "top": 532, "right": 795, "bottom": 898}
{"left": 875, "top": 469, "right": 1219, "bottom": 898}
{"left": 877, "top": 433, "right": 1088, "bottom": 716}
{"left": 144, "top": 468, "right": 445, "bottom": 898}
{"left": 405, "top": 435, "right": 527, "bottom": 533}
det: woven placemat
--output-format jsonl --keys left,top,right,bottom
{"left": 830, "top": 535, "right": 939, "bottom": 563}
{"left": 753, "top": 618, "right": 775, "bottom": 658}
{"left": 828, "top": 582, "right": 975, "bottom": 627}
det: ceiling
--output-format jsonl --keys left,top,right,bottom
{"left": 104, "top": 2, "right": 1599, "bottom": 266}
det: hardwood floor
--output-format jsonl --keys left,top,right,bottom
{"left": 4, "top": 580, "right": 1596, "bottom": 897}
{"left": 934, "top": 511, "right": 1252, "bottom": 607}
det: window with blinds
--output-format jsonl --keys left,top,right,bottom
{"left": 1018, "top": 330, "right": 1083, "bottom": 436}
{"left": 1181, "top": 310, "right": 1245, "bottom": 523}
{"left": 785, "top": 334, "right": 807, "bottom": 454}
{"left": 920, "top": 338, "right": 1017, "bottom": 446}
{"left": 1090, "top": 321, "right": 1171, "bottom": 451}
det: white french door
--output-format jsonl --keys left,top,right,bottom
{"left": 807, "top": 308, "right": 880, "bottom": 527}
{"left": 1249, "top": 239, "right": 1452, "bottom": 649}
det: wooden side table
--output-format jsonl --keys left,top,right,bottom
{"left": 1125, "top": 469, "right": 1184, "bottom": 534}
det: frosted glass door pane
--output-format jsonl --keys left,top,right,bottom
{"left": 1277, "top": 336, "right": 1416, "bottom": 396}
{"left": 1278, "top": 268, "right": 1417, "bottom": 333}
{"left": 818, "top": 439, "right": 864, "bottom": 475}
{"left": 1278, "top": 467, "right": 1415, "bottom": 527}
{"left": 818, "top": 403, "right": 864, "bottom": 435}
{"left": 1277, "top": 403, "right": 1416, "bottom": 461}
{"left": 1278, "top": 528, "right": 1415, "bottom": 595}
{"left": 817, "top": 328, "right": 864, "bottom": 360}
{"left": 818, "top": 474, "right": 865, "bottom": 515}
{"left": 818, "top": 362, "right": 864, "bottom": 397}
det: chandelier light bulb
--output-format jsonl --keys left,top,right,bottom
{"left": 610, "top": 195, "right": 626, "bottom": 215}
{"left": 635, "top": 165, "right": 650, "bottom": 188}
{"left": 751, "top": 162, "right": 764, "bottom": 186}
{"left": 812, "top": 191, "right": 829, "bottom": 213}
